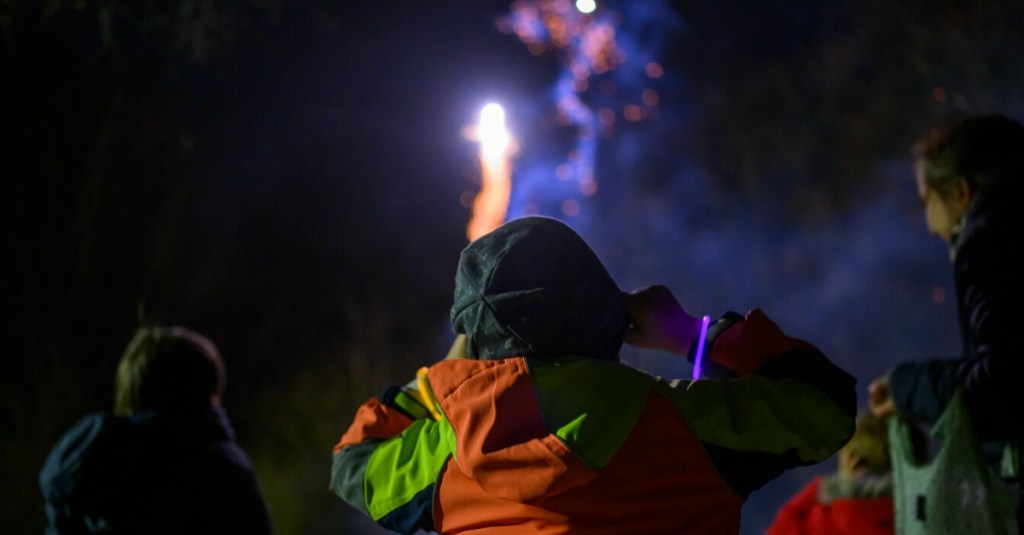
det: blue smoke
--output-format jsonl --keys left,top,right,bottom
{"left": 497, "top": 2, "right": 960, "bottom": 533}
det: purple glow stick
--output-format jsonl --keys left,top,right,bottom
{"left": 691, "top": 315, "right": 711, "bottom": 380}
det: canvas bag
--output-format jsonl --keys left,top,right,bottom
{"left": 889, "top": 389, "right": 1019, "bottom": 535}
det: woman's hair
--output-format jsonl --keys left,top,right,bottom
{"left": 114, "top": 326, "right": 226, "bottom": 416}
{"left": 913, "top": 114, "right": 1024, "bottom": 200}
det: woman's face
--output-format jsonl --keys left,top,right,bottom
{"left": 915, "top": 160, "right": 970, "bottom": 244}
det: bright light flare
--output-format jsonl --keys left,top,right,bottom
{"left": 478, "top": 103, "right": 511, "bottom": 165}
{"left": 576, "top": 0, "right": 596, "bottom": 14}
{"left": 466, "top": 103, "right": 517, "bottom": 242}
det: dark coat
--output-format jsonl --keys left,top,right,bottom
{"left": 40, "top": 407, "right": 273, "bottom": 534}
{"left": 889, "top": 164, "right": 1024, "bottom": 446}
{"left": 889, "top": 163, "right": 1024, "bottom": 532}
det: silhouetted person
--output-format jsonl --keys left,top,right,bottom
{"left": 869, "top": 114, "right": 1024, "bottom": 530}
{"left": 40, "top": 326, "right": 273, "bottom": 534}
{"left": 330, "top": 215, "right": 855, "bottom": 534}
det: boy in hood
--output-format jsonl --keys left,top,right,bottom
{"left": 331, "top": 216, "right": 856, "bottom": 534}
{"left": 40, "top": 326, "right": 273, "bottom": 534}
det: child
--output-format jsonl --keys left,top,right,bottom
{"left": 767, "top": 411, "right": 894, "bottom": 535}
{"left": 330, "top": 216, "right": 856, "bottom": 534}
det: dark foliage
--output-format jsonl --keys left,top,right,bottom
{"left": 3, "top": 1, "right": 1023, "bottom": 533}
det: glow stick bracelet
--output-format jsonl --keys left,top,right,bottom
{"left": 690, "top": 315, "right": 711, "bottom": 380}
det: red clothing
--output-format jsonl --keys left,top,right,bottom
{"left": 767, "top": 476, "right": 894, "bottom": 535}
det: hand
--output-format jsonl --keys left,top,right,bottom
{"left": 867, "top": 376, "right": 896, "bottom": 418}
{"left": 621, "top": 285, "right": 701, "bottom": 355}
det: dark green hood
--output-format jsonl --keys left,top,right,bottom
{"left": 450, "top": 216, "right": 628, "bottom": 361}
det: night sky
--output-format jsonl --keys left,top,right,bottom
{"left": 4, "top": 1, "right": 1024, "bottom": 533}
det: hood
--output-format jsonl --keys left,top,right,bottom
{"left": 450, "top": 216, "right": 628, "bottom": 361}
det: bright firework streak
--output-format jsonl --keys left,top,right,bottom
{"left": 467, "top": 103, "right": 516, "bottom": 242}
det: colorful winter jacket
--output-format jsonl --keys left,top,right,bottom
{"left": 331, "top": 309, "right": 857, "bottom": 534}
